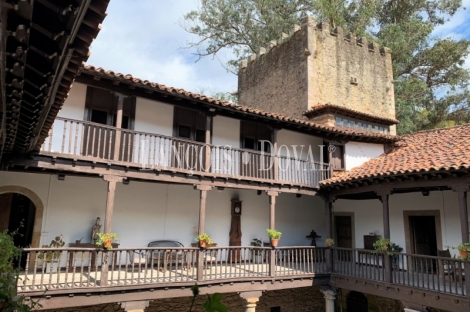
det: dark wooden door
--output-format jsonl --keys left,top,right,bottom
{"left": 347, "top": 291, "right": 368, "bottom": 312}
{"left": 335, "top": 216, "right": 353, "bottom": 248}
{"left": 335, "top": 215, "right": 353, "bottom": 261}
{"left": 410, "top": 216, "right": 438, "bottom": 271}
{"left": 410, "top": 216, "right": 437, "bottom": 256}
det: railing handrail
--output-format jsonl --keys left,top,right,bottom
{"left": 52, "top": 116, "right": 330, "bottom": 167}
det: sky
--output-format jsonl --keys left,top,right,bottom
{"left": 87, "top": 0, "right": 470, "bottom": 96}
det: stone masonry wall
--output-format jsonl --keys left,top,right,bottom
{"left": 238, "top": 17, "right": 395, "bottom": 122}
{"left": 43, "top": 287, "right": 325, "bottom": 312}
{"left": 238, "top": 25, "right": 309, "bottom": 119}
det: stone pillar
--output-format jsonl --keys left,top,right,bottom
{"left": 121, "top": 300, "right": 149, "bottom": 312}
{"left": 320, "top": 288, "right": 336, "bottom": 312}
{"left": 240, "top": 291, "right": 262, "bottom": 312}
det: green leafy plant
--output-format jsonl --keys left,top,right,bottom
{"left": 325, "top": 238, "right": 334, "bottom": 247}
{"left": 37, "top": 235, "right": 65, "bottom": 263}
{"left": 0, "top": 230, "right": 42, "bottom": 311}
{"left": 188, "top": 284, "right": 227, "bottom": 312}
{"left": 250, "top": 238, "right": 262, "bottom": 255}
{"left": 195, "top": 233, "right": 213, "bottom": 245}
{"left": 266, "top": 229, "right": 282, "bottom": 239}
{"left": 95, "top": 233, "right": 119, "bottom": 250}
{"left": 373, "top": 237, "right": 391, "bottom": 253}
{"left": 455, "top": 243, "right": 470, "bottom": 252}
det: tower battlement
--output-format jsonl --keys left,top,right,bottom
{"left": 238, "top": 16, "right": 396, "bottom": 134}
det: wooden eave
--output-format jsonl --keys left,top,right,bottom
{"left": 75, "top": 71, "right": 400, "bottom": 145}
{"left": 0, "top": 0, "right": 110, "bottom": 157}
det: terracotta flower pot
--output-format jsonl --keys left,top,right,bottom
{"left": 458, "top": 249, "right": 468, "bottom": 259}
{"left": 270, "top": 239, "right": 279, "bottom": 247}
{"left": 104, "top": 239, "right": 112, "bottom": 249}
{"left": 199, "top": 240, "right": 207, "bottom": 248}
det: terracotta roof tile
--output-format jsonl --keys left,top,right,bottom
{"left": 80, "top": 64, "right": 399, "bottom": 143}
{"left": 304, "top": 103, "right": 399, "bottom": 125}
{"left": 321, "top": 124, "right": 470, "bottom": 186}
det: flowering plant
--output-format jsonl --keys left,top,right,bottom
{"left": 38, "top": 234, "right": 65, "bottom": 262}
{"left": 95, "top": 233, "right": 119, "bottom": 250}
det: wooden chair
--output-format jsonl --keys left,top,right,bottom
{"left": 437, "top": 249, "right": 457, "bottom": 282}
{"left": 128, "top": 250, "right": 147, "bottom": 272}
{"left": 148, "top": 240, "right": 185, "bottom": 272}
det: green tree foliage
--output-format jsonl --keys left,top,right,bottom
{"left": 182, "top": 0, "right": 470, "bottom": 134}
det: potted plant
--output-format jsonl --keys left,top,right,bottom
{"left": 95, "top": 233, "right": 119, "bottom": 250}
{"left": 325, "top": 238, "right": 334, "bottom": 247}
{"left": 195, "top": 233, "right": 213, "bottom": 248}
{"left": 390, "top": 242, "right": 403, "bottom": 268}
{"left": 373, "top": 237, "right": 391, "bottom": 253}
{"left": 38, "top": 234, "right": 65, "bottom": 273}
{"left": 454, "top": 243, "right": 470, "bottom": 259}
{"left": 250, "top": 238, "right": 263, "bottom": 263}
{"left": 267, "top": 229, "right": 282, "bottom": 247}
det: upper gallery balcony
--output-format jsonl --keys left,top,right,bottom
{"left": 39, "top": 117, "right": 330, "bottom": 188}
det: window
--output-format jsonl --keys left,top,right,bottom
{"left": 240, "top": 121, "right": 272, "bottom": 152}
{"left": 335, "top": 117, "right": 342, "bottom": 126}
{"left": 270, "top": 307, "right": 281, "bottom": 312}
{"left": 174, "top": 107, "right": 209, "bottom": 143}
{"left": 84, "top": 86, "right": 135, "bottom": 129}
{"left": 343, "top": 119, "right": 349, "bottom": 127}
{"left": 331, "top": 144, "right": 345, "bottom": 170}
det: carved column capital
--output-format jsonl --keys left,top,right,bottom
{"left": 239, "top": 290, "right": 262, "bottom": 300}
{"left": 195, "top": 184, "right": 212, "bottom": 191}
{"left": 120, "top": 300, "right": 149, "bottom": 312}
{"left": 266, "top": 190, "right": 279, "bottom": 197}
{"left": 102, "top": 175, "right": 124, "bottom": 183}
{"left": 320, "top": 289, "right": 337, "bottom": 300}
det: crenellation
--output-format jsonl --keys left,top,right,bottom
{"left": 238, "top": 18, "right": 396, "bottom": 130}
{"left": 259, "top": 47, "right": 266, "bottom": 56}
{"left": 290, "top": 24, "right": 301, "bottom": 35}
{"left": 357, "top": 37, "right": 368, "bottom": 47}
{"left": 316, "top": 21, "right": 330, "bottom": 32}
{"left": 330, "top": 27, "right": 344, "bottom": 37}
{"left": 368, "top": 42, "right": 380, "bottom": 53}
{"left": 380, "top": 46, "right": 391, "bottom": 55}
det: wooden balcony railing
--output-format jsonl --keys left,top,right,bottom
{"left": 332, "top": 247, "right": 470, "bottom": 297}
{"left": 40, "top": 117, "right": 330, "bottom": 187}
{"left": 17, "top": 246, "right": 328, "bottom": 294}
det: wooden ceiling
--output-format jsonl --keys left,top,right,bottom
{"left": 0, "top": 0, "right": 109, "bottom": 158}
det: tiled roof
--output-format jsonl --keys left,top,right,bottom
{"left": 304, "top": 103, "right": 399, "bottom": 125}
{"left": 79, "top": 65, "right": 399, "bottom": 143}
{"left": 321, "top": 124, "right": 470, "bottom": 186}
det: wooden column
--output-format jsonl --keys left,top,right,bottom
{"left": 101, "top": 175, "right": 123, "bottom": 287}
{"left": 325, "top": 197, "right": 334, "bottom": 273}
{"left": 267, "top": 191, "right": 278, "bottom": 229}
{"left": 267, "top": 191, "right": 278, "bottom": 277}
{"left": 103, "top": 175, "right": 124, "bottom": 233}
{"left": 381, "top": 194, "right": 390, "bottom": 239}
{"left": 456, "top": 189, "right": 469, "bottom": 243}
{"left": 271, "top": 129, "right": 278, "bottom": 180}
{"left": 113, "top": 94, "right": 124, "bottom": 161}
{"left": 453, "top": 185, "right": 470, "bottom": 298}
{"left": 196, "top": 185, "right": 212, "bottom": 281}
{"left": 379, "top": 192, "right": 392, "bottom": 284}
{"left": 204, "top": 115, "right": 212, "bottom": 172}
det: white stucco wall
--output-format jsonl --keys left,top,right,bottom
{"left": 345, "top": 141, "right": 384, "bottom": 170}
{"left": 134, "top": 97, "right": 174, "bottom": 136}
{"left": 0, "top": 171, "right": 326, "bottom": 250}
{"left": 333, "top": 191, "right": 470, "bottom": 257}
{"left": 212, "top": 116, "right": 240, "bottom": 147}
{"left": 58, "top": 82, "right": 87, "bottom": 120}
{"left": 277, "top": 129, "right": 323, "bottom": 162}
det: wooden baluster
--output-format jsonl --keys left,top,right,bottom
{"left": 68, "top": 121, "right": 73, "bottom": 154}
{"left": 48, "top": 123, "right": 54, "bottom": 151}
{"left": 61, "top": 120, "right": 67, "bottom": 153}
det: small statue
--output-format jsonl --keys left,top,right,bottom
{"left": 91, "top": 217, "right": 102, "bottom": 243}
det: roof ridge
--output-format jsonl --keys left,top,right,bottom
{"left": 400, "top": 123, "right": 470, "bottom": 138}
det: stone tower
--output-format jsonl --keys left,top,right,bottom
{"left": 237, "top": 17, "right": 398, "bottom": 135}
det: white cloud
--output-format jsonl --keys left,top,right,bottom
{"left": 87, "top": 0, "right": 237, "bottom": 95}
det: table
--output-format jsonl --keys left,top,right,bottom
{"left": 68, "top": 243, "right": 119, "bottom": 270}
